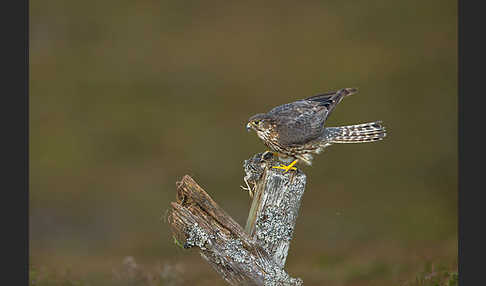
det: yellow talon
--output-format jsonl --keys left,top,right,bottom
{"left": 272, "top": 159, "right": 299, "bottom": 173}
{"left": 272, "top": 165, "right": 297, "bottom": 172}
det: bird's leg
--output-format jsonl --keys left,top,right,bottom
{"left": 272, "top": 159, "right": 299, "bottom": 173}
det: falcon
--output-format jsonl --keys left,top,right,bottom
{"left": 246, "top": 88, "right": 386, "bottom": 172}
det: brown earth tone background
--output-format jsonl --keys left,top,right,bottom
{"left": 30, "top": 1, "right": 457, "bottom": 285}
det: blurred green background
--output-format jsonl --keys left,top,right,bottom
{"left": 30, "top": 0, "right": 457, "bottom": 285}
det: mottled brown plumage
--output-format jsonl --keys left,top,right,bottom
{"left": 246, "top": 88, "right": 386, "bottom": 169}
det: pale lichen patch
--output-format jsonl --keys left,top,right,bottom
{"left": 184, "top": 223, "right": 212, "bottom": 250}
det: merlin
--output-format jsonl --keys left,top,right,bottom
{"left": 246, "top": 88, "right": 386, "bottom": 173}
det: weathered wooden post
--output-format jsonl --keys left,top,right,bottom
{"left": 167, "top": 152, "right": 306, "bottom": 285}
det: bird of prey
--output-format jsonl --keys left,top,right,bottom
{"left": 246, "top": 88, "right": 386, "bottom": 172}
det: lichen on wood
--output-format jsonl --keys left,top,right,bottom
{"left": 167, "top": 152, "right": 307, "bottom": 285}
{"left": 243, "top": 152, "right": 306, "bottom": 269}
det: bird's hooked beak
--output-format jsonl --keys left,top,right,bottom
{"left": 246, "top": 122, "right": 252, "bottom": 132}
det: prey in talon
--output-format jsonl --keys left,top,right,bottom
{"left": 240, "top": 151, "right": 274, "bottom": 198}
{"left": 246, "top": 88, "right": 387, "bottom": 172}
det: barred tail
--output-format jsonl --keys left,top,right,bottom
{"left": 325, "top": 121, "right": 387, "bottom": 144}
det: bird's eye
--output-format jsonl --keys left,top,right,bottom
{"left": 254, "top": 120, "right": 260, "bottom": 125}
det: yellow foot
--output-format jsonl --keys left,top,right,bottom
{"left": 272, "top": 165, "right": 297, "bottom": 173}
{"left": 272, "top": 159, "right": 299, "bottom": 173}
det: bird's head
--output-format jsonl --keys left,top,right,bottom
{"left": 246, "top": 113, "right": 274, "bottom": 134}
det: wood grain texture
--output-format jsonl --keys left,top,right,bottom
{"left": 244, "top": 156, "right": 306, "bottom": 269}
{"left": 167, "top": 153, "right": 306, "bottom": 286}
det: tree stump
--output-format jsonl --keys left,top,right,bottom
{"left": 167, "top": 153, "right": 306, "bottom": 285}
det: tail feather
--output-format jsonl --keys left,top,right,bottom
{"left": 305, "top": 88, "right": 358, "bottom": 116}
{"left": 306, "top": 87, "right": 358, "bottom": 102}
{"left": 325, "top": 121, "right": 387, "bottom": 144}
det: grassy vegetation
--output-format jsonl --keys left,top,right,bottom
{"left": 30, "top": 257, "right": 185, "bottom": 286}
{"left": 404, "top": 263, "right": 458, "bottom": 286}
{"left": 29, "top": 260, "right": 458, "bottom": 286}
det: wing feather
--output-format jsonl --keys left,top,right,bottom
{"left": 267, "top": 88, "right": 357, "bottom": 146}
